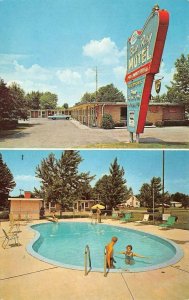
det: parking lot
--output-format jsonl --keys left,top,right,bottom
{"left": 0, "top": 118, "right": 188, "bottom": 148}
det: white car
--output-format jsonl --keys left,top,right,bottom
{"left": 48, "top": 114, "right": 70, "bottom": 120}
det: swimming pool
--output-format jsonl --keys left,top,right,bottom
{"left": 27, "top": 222, "right": 183, "bottom": 272}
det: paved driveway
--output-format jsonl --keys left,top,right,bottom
{"left": 0, "top": 118, "right": 188, "bottom": 148}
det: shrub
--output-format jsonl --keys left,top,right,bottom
{"left": 0, "top": 211, "right": 9, "bottom": 219}
{"left": 163, "top": 120, "right": 189, "bottom": 126}
{"left": 101, "top": 114, "right": 115, "bottom": 129}
{"left": 114, "top": 122, "right": 126, "bottom": 127}
{"left": 155, "top": 121, "right": 164, "bottom": 127}
{"left": 145, "top": 121, "right": 153, "bottom": 126}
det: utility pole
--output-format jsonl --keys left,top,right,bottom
{"left": 153, "top": 185, "right": 155, "bottom": 224}
{"left": 162, "top": 150, "right": 165, "bottom": 214}
{"left": 95, "top": 66, "right": 98, "bottom": 102}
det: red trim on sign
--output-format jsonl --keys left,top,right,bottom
{"left": 125, "top": 62, "right": 151, "bottom": 82}
{"left": 150, "top": 10, "right": 169, "bottom": 74}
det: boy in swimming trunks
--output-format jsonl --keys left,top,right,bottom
{"left": 119, "top": 244, "right": 147, "bottom": 265}
{"left": 106, "top": 236, "right": 118, "bottom": 268}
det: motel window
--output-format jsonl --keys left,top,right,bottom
{"left": 120, "top": 107, "right": 127, "bottom": 119}
{"left": 85, "top": 203, "right": 88, "bottom": 208}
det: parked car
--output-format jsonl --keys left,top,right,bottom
{"left": 48, "top": 114, "right": 70, "bottom": 120}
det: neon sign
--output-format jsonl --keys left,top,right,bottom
{"left": 125, "top": 6, "right": 169, "bottom": 139}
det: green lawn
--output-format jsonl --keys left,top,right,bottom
{"left": 82, "top": 142, "right": 189, "bottom": 149}
{"left": 129, "top": 207, "right": 189, "bottom": 230}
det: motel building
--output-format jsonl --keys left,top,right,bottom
{"left": 70, "top": 101, "right": 185, "bottom": 127}
{"left": 8, "top": 191, "right": 43, "bottom": 220}
{"left": 29, "top": 108, "right": 71, "bottom": 118}
{"left": 29, "top": 102, "right": 185, "bottom": 128}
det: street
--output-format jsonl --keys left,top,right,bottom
{"left": 0, "top": 118, "right": 188, "bottom": 148}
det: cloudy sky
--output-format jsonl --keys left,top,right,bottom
{"left": 0, "top": 0, "right": 189, "bottom": 106}
{"left": 1, "top": 150, "right": 189, "bottom": 196}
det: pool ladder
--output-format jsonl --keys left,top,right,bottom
{"left": 104, "top": 246, "right": 108, "bottom": 277}
{"left": 84, "top": 245, "right": 108, "bottom": 277}
{"left": 84, "top": 245, "right": 91, "bottom": 276}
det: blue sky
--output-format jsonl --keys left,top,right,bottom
{"left": 0, "top": 0, "right": 189, "bottom": 106}
{"left": 1, "top": 150, "right": 189, "bottom": 196}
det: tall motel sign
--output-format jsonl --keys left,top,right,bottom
{"left": 125, "top": 5, "right": 169, "bottom": 142}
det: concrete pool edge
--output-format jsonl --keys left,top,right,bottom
{"left": 26, "top": 221, "right": 184, "bottom": 273}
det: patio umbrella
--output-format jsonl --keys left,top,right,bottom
{"left": 91, "top": 204, "right": 105, "bottom": 210}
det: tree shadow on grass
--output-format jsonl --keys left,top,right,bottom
{"left": 139, "top": 137, "right": 189, "bottom": 148}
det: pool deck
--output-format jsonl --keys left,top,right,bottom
{"left": 0, "top": 218, "right": 189, "bottom": 300}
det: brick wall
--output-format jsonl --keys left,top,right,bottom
{"left": 10, "top": 200, "right": 42, "bottom": 220}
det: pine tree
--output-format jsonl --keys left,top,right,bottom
{"left": 108, "top": 158, "right": 128, "bottom": 209}
{"left": 0, "top": 153, "right": 16, "bottom": 208}
{"left": 93, "top": 175, "right": 112, "bottom": 206}
{"left": 93, "top": 158, "right": 129, "bottom": 210}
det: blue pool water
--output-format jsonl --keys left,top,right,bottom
{"left": 27, "top": 222, "right": 183, "bottom": 272}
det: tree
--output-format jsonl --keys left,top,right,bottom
{"left": 80, "top": 84, "right": 126, "bottom": 103}
{"left": 0, "top": 79, "right": 12, "bottom": 121}
{"left": 97, "top": 84, "right": 126, "bottom": 102}
{"left": 63, "top": 103, "right": 69, "bottom": 109}
{"left": 35, "top": 151, "right": 95, "bottom": 210}
{"left": 26, "top": 91, "right": 41, "bottom": 110}
{"left": 81, "top": 92, "right": 96, "bottom": 103}
{"left": 40, "top": 92, "right": 58, "bottom": 109}
{"left": 165, "top": 54, "right": 189, "bottom": 111}
{"left": 108, "top": 158, "right": 129, "bottom": 209}
{"left": 139, "top": 177, "right": 162, "bottom": 207}
{"left": 170, "top": 192, "right": 189, "bottom": 209}
{"left": 9, "top": 83, "right": 28, "bottom": 120}
{"left": 0, "top": 153, "right": 16, "bottom": 208}
{"left": 93, "top": 158, "right": 129, "bottom": 209}
{"left": 151, "top": 93, "right": 168, "bottom": 103}
{"left": 139, "top": 183, "right": 151, "bottom": 207}
{"left": 93, "top": 175, "right": 111, "bottom": 206}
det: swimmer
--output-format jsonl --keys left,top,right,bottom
{"left": 48, "top": 211, "right": 58, "bottom": 223}
{"left": 105, "top": 236, "right": 118, "bottom": 269}
{"left": 118, "top": 244, "right": 148, "bottom": 265}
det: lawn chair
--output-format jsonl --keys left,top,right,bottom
{"left": 2, "top": 228, "right": 19, "bottom": 249}
{"left": 102, "top": 213, "right": 107, "bottom": 219}
{"left": 134, "top": 214, "right": 149, "bottom": 225}
{"left": 24, "top": 213, "right": 32, "bottom": 224}
{"left": 159, "top": 216, "right": 176, "bottom": 229}
{"left": 120, "top": 212, "right": 132, "bottom": 223}
{"left": 9, "top": 213, "right": 20, "bottom": 233}
{"left": 111, "top": 212, "right": 119, "bottom": 220}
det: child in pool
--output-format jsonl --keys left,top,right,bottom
{"left": 106, "top": 236, "right": 118, "bottom": 268}
{"left": 119, "top": 244, "right": 147, "bottom": 265}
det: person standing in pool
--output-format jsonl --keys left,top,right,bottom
{"left": 119, "top": 244, "right": 147, "bottom": 265}
{"left": 106, "top": 236, "right": 118, "bottom": 268}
